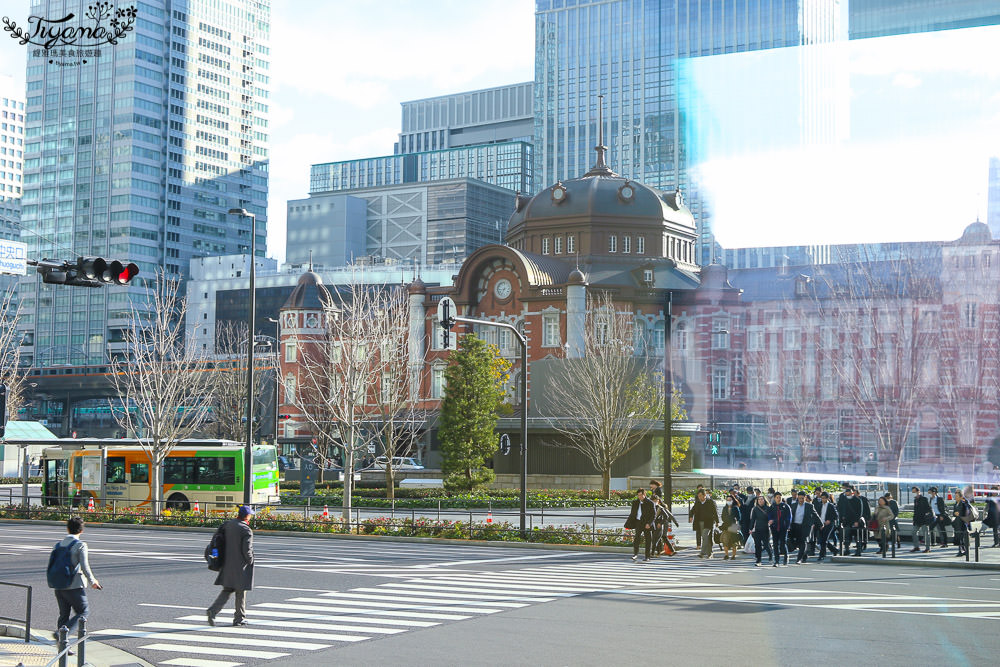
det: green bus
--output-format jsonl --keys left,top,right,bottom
{"left": 40, "top": 439, "right": 279, "bottom": 510}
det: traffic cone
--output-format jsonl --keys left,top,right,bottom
{"left": 192, "top": 500, "right": 200, "bottom": 513}
{"left": 322, "top": 505, "right": 329, "bottom": 519}
{"left": 87, "top": 496, "right": 95, "bottom": 512}
{"left": 947, "top": 492, "right": 953, "bottom": 500}
{"left": 486, "top": 511, "right": 493, "bottom": 524}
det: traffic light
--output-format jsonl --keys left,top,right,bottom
{"left": 37, "top": 257, "right": 139, "bottom": 287}
{"left": 707, "top": 430, "right": 721, "bottom": 456}
{"left": 278, "top": 414, "right": 292, "bottom": 421}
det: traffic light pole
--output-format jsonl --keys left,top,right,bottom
{"left": 442, "top": 311, "right": 529, "bottom": 537}
{"left": 231, "top": 209, "right": 257, "bottom": 507}
{"left": 663, "top": 292, "right": 673, "bottom": 511}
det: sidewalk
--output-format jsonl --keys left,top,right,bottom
{"left": 831, "top": 540, "right": 1000, "bottom": 570}
{"left": 0, "top": 628, "right": 151, "bottom": 667}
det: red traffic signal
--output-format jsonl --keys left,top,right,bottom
{"left": 77, "top": 257, "right": 139, "bottom": 285}
{"left": 116, "top": 262, "right": 140, "bottom": 285}
{"left": 278, "top": 414, "right": 292, "bottom": 420}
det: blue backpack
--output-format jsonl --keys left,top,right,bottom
{"left": 46, "top": 541, "right": 81, "bottom": 589}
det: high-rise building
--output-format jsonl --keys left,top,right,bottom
{"left": 17, "top": 0, "right": 270, "bottom": 368}
{"left": 0, "top": 75, "right": 25, "bottom": 296}
{"left": 848, "top": 0, "right": 1000, "bottom": 39}
{"left": 533, "top": 0, "right": 843, "bottom": 265}
{"left": 988, "top": 157, "right": 1000, "bottom": 239}
{"left": 395, "top": 82, "right": 533, "bottom": 154}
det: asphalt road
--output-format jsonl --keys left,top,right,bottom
{"left": 2, "top": 522, "right": 999, "bottom": 666}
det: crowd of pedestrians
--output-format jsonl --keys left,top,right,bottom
{"left": 626, "top": 481, "right": 1000, "bottom": 565}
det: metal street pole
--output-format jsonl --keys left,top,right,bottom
{"left": 268, "top": 317, "right": 281, "bottom": 453}
{"left": 231, "top": 208, "right": 256, "bottom": 507}
{"left": 663, "top": 291, "right": 673, "bottom": 511}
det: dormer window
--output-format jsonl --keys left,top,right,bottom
{"left": 643, "top": 269, "right": 653, "bottom": 284}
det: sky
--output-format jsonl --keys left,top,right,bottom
{"left": 0, "top": 0, "right": 535, "bottom": 263}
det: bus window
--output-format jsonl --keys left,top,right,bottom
{"left": 130, "top": 463, "right": 148, "bottom": 483}
{"left": 253, "top": 447, "right": 277, "bottom": 471}
{"left": 107, "top": 457, "right": 127, "bottom": 484}
{"left": 195, "top": 457, "right": 236, "bottom": 485}
{"left": 73, "top": 459, "right": 82, "bottom": 484}
{"left": 163, "top": 458, "right": 193, "bottom": 484}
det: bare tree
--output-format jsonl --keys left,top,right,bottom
{"left": 812, "top": 246, "right": 938, "bottom": 478}
{"left": 545, "top": 292, "right": 662, "bottom": 498}
{"left": 295, "top": 273, "right": 405, "bottom": 520}
{"left": 0, "top": 287, "right": 30, "bottom": 422}
{"left": 208, "top": 320, "right": 272, "bottom": 442}
{"left": 109, "top": 273, "right": 212, "bottom": 513}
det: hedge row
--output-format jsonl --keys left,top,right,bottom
{"left": 0, "top": 504, "right": 632, "bottom": 547}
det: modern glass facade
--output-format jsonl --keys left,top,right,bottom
{"left": 848, "top": 0, "right": 1000, "bottom": 39}
{"left": 534, "top": 0, "right": 841, "bottom": 265}
{"left": 17, "top": 0, "right": 270, "bottom": 368}
{"left": 310, "top": 141, "right": 533, "bottom": 196}
{"left": 0, "top": 79, "right": 24, "bottom": 296}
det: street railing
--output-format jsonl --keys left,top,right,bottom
{"left": 0, "top": 581, "right": 31, "bottom": 643}
{"left": 47, "top": 618, "right": 88, "bottom": 667}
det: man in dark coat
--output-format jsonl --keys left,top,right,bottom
{"left": 815, "top": 492, "right": 839, "bottom": 561}
{"left": 838, "top": 487, "right": 864, "bottom": 556}
{"left": 207, "top": 505, "right": 255, "bottom": 626}
{"left": 911, "top": 486, "right": 933, "bottom": 552}
{"left": 788, "top": 490, "right": 818, "bottom": 563}
{"left": 626, "top": 489, "right": 656, "bottom": 562}
{"left": 928, "top": 487, "right": 949, "bottom": 547}
{"left": 691, "top": 489, "right": 720, "bottom": 558}
{"left": 985, "top": 489, "right": 1000, "bottom": 547}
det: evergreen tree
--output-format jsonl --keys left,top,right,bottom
{"left": 439, "top": 334, "right": 511, "bottom": 493}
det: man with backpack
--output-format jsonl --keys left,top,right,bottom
{"left": 47, "top": 517, "right": 102, "bottom": 638}
{"left": 206, "top": 505, "right": 255, "bottom": 626}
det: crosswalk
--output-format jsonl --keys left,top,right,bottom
{"left": 93, "top": 553, "right": 754, "bottom": 665}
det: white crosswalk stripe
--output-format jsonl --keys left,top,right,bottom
{"left": 108, "top": 553, "right": 757, "bottom": 665}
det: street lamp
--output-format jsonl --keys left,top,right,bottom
{"left": 662, "top": 291, "right": 674, "bottom": 510}
{"left": 229, "top": 207, "right": 256, "bottom": 506}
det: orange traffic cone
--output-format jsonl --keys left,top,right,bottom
{"left": 486, "top": 511, "right": 493, "bottom": 524}
{"left": 947, "top": 492, "right": 953, "bottom": 500}
{"left": 663, "top": 525, "right": 675, "bottom": 556}
{"left": 86, "top": 496, "right": 95, "bottom": 512}
{"left": 192, "top": 500, "right": 200, "bottom": 513}
{"left": 322, "top": 505, "right": 329, "bottom": 519}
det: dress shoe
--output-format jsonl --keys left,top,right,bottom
{"left": 206, "top": 612, "right": 215, "bottom": 627}
{"left": 233, "top": 620, "right": 249, "bottom": 627}
{"left": 909, "top": 547, "right": 920, "bottom": 552}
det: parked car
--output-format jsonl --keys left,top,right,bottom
{"left": 369, "top": 456, "right": 424, "bottom": 471}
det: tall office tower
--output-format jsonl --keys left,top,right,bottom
{"left": 18, "top": 0, "right": 270, "bottom": 368}
{"left": 848, "top": 0, "right": 1000, "bottom": 39}
{"left": 0, "top": 76, "right": 25, "bottom": 297}
{"left": 533, "top": 0, "right": 843, "bottom": 265}
{"left": 988, "top": 158, "right": 1000, "bottom": 239}
{"left": 395, "top": 83, "right": 534, "bottom": 154}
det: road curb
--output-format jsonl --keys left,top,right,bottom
{"left": 0, "top": 624, "right": 155, "bottom": 667}
{"left": 830, "top": 555, "right": 1000, "bottom": 571}
{"left": 0, "top": 518, "right": 636, "bottom": 553}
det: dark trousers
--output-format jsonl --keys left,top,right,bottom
{"left": 934, "top": 517, "right": 949, "bottom": 545}
{"left": 633, "top": 526, "right": 652, "bottom": 558}
{"left": 771, "top": 529, "right": 788, "bottom": 563}
{"left": 753, "top": 529, "right": 773, "bottom": 563}
{"left": 790, "top": 523, "right": 810, "bottom": 561}
{"left": 55, "top": 587, "right": 89, "bottom": 635}
{"left": 652, "top": 524, "right": 665, "bottom": 554}
{"left": 842, "top": 522, "right": 863, "bottom": 554}
{"left": 817, "top": 524, "right": 835, "bottom": 559}
{"left": 208, "top": 587, "right": 248, "bottom": 624}
{"left": 692, "top": 521, "right": 704, "bottom": 547}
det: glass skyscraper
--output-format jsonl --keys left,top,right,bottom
{"left": 17, "top": 0, "right": 270, "bottom": 368}
{"left": 533, "top": 0, "right": 842, "bottom": 265}
{"left": 848, "top": 0, "right": 1000, "bottom": 39}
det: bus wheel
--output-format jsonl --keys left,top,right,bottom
{"left": 166, "top": 493, "right": 190, "bottom": 511}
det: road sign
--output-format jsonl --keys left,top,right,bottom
{"left": 437, "top": 296, "right": 456, "bottom": 327}
{"left": 0, "top": 240, "right": 27, "bottom": 276}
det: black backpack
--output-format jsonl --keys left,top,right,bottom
{"left": 204, "top": 524, "right": 226, "bottom": 572}
{"left": 47, "top": 541, "right": 81, "bottom": 589}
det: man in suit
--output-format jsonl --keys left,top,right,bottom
{"left": 815, "top": 492, "right": 839, "bottom": 561}
{"left": 839, "top": 487, "right": 864, "bottom": 556}
{"left": 207, "top": 505, "right": 255, "bottom": 626}
{"left": 627, "top": 489, "right": 655, "bottom": 562}
{"left": 928, "top": 487, "right": 949, "bottom": 547}
{"left": 911, "top": 486, "right": 933, "bottom": 553}
{"left": 691, "top": 488, "right": 720, "bottom": 559}
{"left": 788, "top": 490, "right": 818, "bottom": 563}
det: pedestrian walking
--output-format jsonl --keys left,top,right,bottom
{"left": 985, "top": 487, "right": 1000, "bottom": 547}
{"left": 838, "top": 487, "right": 864, "bottom": 556}
{"left": 721, "top": 495, "right": 741, "bottom": 560}
{"left": 768, "top": 492, "right": 791, "bottom": 566}
{"left": 789, "top": 490, "right": 817, "bottom": 563}
{"left": 873, "top": 497, "right": 894, "bottom": 555}
{"left": 47, "top": 517, "right": 102, "bottom": 639}
{"left": 749, "top": 495, "right": 773, "bottom": 566}
{"left": 691, "top": 489, "right": 720, "bottom": 559}
{"left": 815, "top": 492, "right": 838, "bottom": 561}
{"left": 910, "top": 486, "right": 933, "bottom": 552}
{"left": 928, "top": 487, "right": 949, "bottom": 547}
{"left": 207, "top": 505, "right": 255, "bottom": 627}
{"left": 884, "top": 492, "right": 901, "bottom": 549}
{"left": 651, "top": 495, "right": 678, "bottom": 556}
{"left": 952, "top": 490, "right": 975, "bottom": 557}
{"left": 649, "top": 480, "right": 663, "bottom": 502}
{"left": 626, "top": 489, "right": 655, "bottom": 562}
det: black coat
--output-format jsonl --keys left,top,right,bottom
{"left": 721, "top": 504, "right": 740, "bottom": 528}
{"left": 627, "top": 498, "right": 655, "bottom": 529}
{"left": 985, "top": 498, "right": 1000, "bottom": 529}
{"left": 815, "top": 500, "right": 838, "bottom": 528}
{"left": 912, "top": 495, "right": 933, "bottom": 526}
{"left": 859, "top": 495, "right": 872, "bottom": 520}
{"left": 214, "top": 519, "right": 254, "bottom": 591}
{"left": 930, "top": 495, "right": 948, "bottom": 518}
{"left": 838, "top": 495, "right": 863, "bottom": 525}
{"left": 748, "top": 504, "right": 770, "bottom": 532}
{"left": 788, "top": 500, "right": 818, "bottom": 529}
{"left": 691, "top": 498, "right": 720, "bottom": 526}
